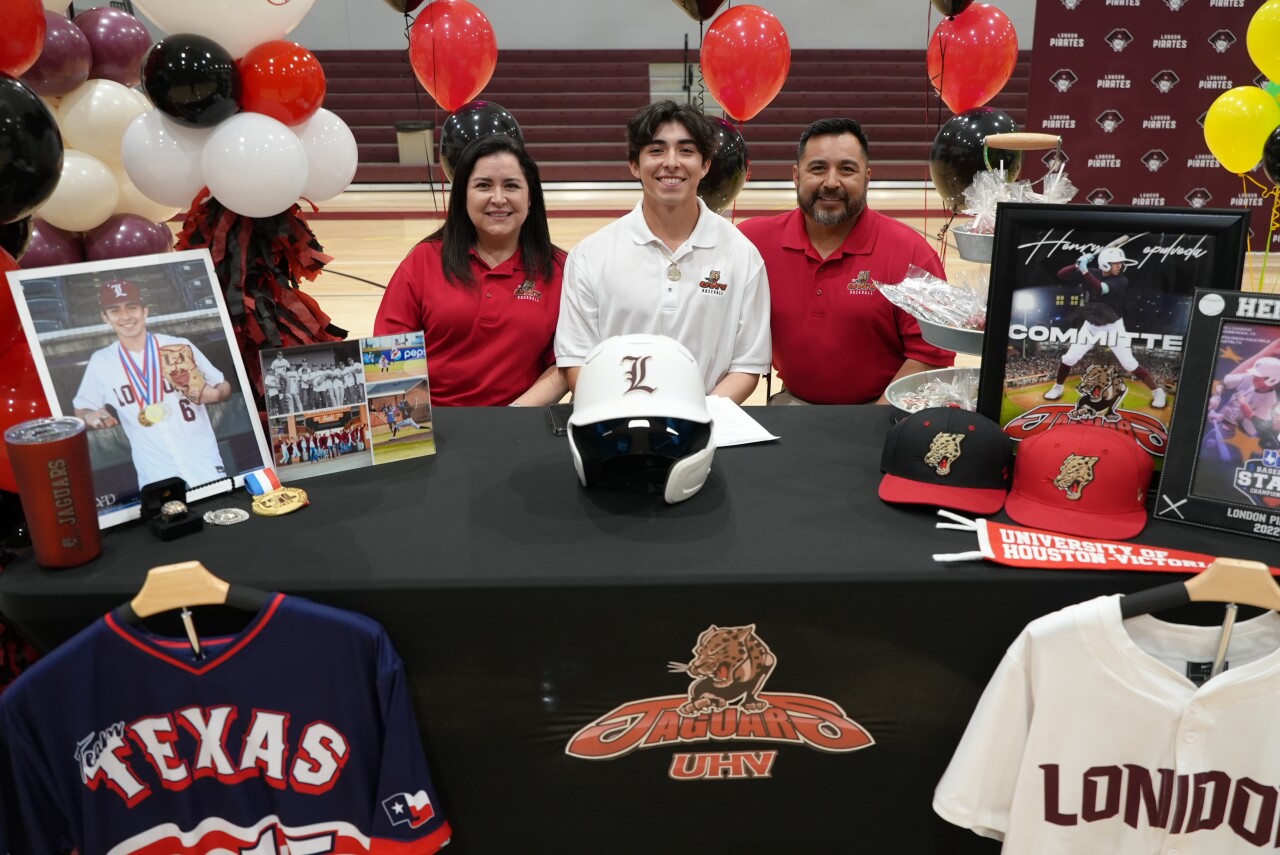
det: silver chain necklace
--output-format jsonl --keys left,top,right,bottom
{"left": 654, "top": 242, "right": 682, "bottom": 281}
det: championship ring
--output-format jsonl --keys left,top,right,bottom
{"left": 251, "top": 486, "right": 309, "bottom": 517}
{"left": 143, "top": 402, "right": 167, "bottom": 424}
{"left": 159, "top": 500, "right": 188, "bottom": 521}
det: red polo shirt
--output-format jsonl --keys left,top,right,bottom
{"left": 374, "top": 240, "right": 565, "bottom": 406}
{"left": 739, "top": 207, "right": 954, "bottom": 404}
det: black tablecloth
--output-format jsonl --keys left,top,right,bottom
{"left": 1, "top": 406, "right": 1270, "bottom": 854}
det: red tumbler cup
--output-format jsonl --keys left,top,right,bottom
{"left": 4, "top": 417, "right": 102, "bottom": 568}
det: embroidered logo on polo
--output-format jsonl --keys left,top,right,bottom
{"left": 514, "top": 280, "right": 542, "bottom": 302}
{"left": 698, "top": 270, "right": 727, "bottom": 295}
{"left": 847, "top": 271, "right": 876, "bottom": 293}
{"left": 621, "top": 355, "right": 657, "bottom": 394}
{"left": 925, "top": 432, "right": 965, "bottom": 475}
{"left": 1054, "top": 454, "right": 1098, "bottom": 500}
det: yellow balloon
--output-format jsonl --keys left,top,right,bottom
{"left": 1204, "top": 86, "right": 1280, "bottom": 174}
{"left": 1249, "top": 0, "right": 1280, "bottom": 84}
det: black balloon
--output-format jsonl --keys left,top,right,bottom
{"left": 439, "top": 101, "right": 523, "bottom": 182}
{"left": 0, "top": 74, "right": 63, "bottom": 226}
{"left": 0, "top": 216, "right": 33, "bottom": 259}
{"left": 698, "top": 117, "right": 749, "bottom": 214}
{"left": 141, "top": 34, "right": 240, "bottom": 128}
{"left": 382, "top": 0, "right": 428, "bottom": 11}
{"left": 930, "top": 0, "right": 974, "bottom": 17}
{"left": 672, "top": 0, "right": 727, "bottom": 22}
{"left": 929, "top": 107, "right": 1022, "bottom": 214}
{"left": 1265, "top": 126, "right": 1280, "bottom": 186}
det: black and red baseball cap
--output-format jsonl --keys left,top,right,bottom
{"left": 1005, "top": 424, "right": 1153, "bottom": 540}
{"left": 879, "top": 407, "right": 1014, "bottom": 515}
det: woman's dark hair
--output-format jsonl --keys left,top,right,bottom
{"left": 426, "top": 135, "right": 558, "bottom": 287}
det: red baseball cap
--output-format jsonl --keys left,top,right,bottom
{"left": 1005, "top": 424, "right": 1153, "bottom": 540}
{"left": 879, "top": 407, "right": 1014, "bottom": 515}
{"left": 99, "top": 279, "right": 143, "bottom": 309}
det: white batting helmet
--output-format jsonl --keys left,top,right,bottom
{"left": 1097, "top": 247, "right": 1136, "bottom": 268}
{"left": 1248, "top": 357, "right": 1280, "bottom": 388}
{"left": 568, "top": 334, "right": 715, "bottom": 504}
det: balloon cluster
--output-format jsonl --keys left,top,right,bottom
{"left": 925, "top": 2, "right": 1022, "bottom": 213}
{"left": 1202, "top": 1, "right": 1280, "bottom": 180}
{"left": 119, "top": 1, "right": 357, "bottom": 221}
{"left": 0, "top": 3, "right": 167, "bottom": 271}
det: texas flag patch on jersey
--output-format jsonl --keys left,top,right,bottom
{"left": 382, "top": 790, "right": 435, "bottom": 828}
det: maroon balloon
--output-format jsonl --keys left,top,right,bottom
{"left": 83, "top": 214, "right": 173, "bottom": 261}
{"left": 19, "top": 220, "right": 84, "bottom": 269}
{"left": 72, "top": 7, "right": 152, "bottom": 87}
{"left": 19, "top": 11, "right": 91, "bottom": 97}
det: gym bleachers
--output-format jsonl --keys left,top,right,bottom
{"left": 316, "top": 48, "right": 1030, "bottom": 184}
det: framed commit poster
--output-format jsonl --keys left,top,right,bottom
{"left": 978, "top": 203, "right": 1248, "bottom": 466}
{"left": 1156, "top": 289, "right": 1280, "bottom": 542}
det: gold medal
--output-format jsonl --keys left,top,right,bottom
{"left": 138, "top": 410, "right": 152, "bottom": 426}
{"left": 251, "top": 486, "right": 309, "bottom": 517}
{"left": 144, "top": 402, "right": 167, "bottom": 424}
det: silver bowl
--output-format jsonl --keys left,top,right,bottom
{"left": 884, "top": 366, "right": 981, "bottom": 421}
{"left": 952, "top": 225, "right": 994, "bottom": 263}
{"left": 917, "top": 318, "right": 985, "bottom": 355}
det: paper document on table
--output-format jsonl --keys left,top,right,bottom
{"left": 706, "top": 396, "right": 780, "bottom": 446}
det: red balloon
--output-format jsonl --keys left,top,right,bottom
{"left": 0, "top": 0, "right": 46, "bottom": 78}
{"left": 927, "top": 4, "right": 1018, "bottom": 114}
{"left": 700, "top": 5, "right": 790, "bottom": 122}
{"left": 0, "top": 247, "right": 52, "bottom": 493}
{"left": 237, "top": 40, "right": 326, "bottom": 127}
{"left": 408, "top": 0, "right": 497, "bottom": 113}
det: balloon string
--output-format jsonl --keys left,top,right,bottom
{"left": 427, "top": 1, "right": 446, "bottom": 217}
{"left": 936, "top": 212, "right": 954, "bottom": 265}
{"left": 1243, "top": 172, "right": 1279, "bottom": 293}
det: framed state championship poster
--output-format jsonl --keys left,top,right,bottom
{"left": 1157, "top": 289, "right": 1280, "bottom": 542}
{"left": 978, "top": 203, "right": 1248, "bottom": 466}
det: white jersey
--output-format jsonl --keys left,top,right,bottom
{"left": 73, "top": 334, "right": 228, "bottom": 489}
{"left": 935, "top": 595, "right": 1280, "bottom": 853}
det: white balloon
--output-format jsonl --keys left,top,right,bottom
{"left": 202, "top": 113, "right": 308, "bottom": 218}
{"left": 58, "top": 80, "right": 150, "bottom": 171}
{"left": 131, "top": 0, "right": 316, "bottom": 59}
{"left": 121, "top": 111, "right": 211, "bottom": 208}
{"left": 114, "top": 171, "right": 183, "bottom": 223}
{"left": 295, "top": 109, "right": 358, "bottom": 203}
{"left": 38, "top": 151, "right": 120, "bottom": 233}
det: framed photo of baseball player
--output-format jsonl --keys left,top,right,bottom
{"left": 1155, "top": 288, "right": 1280, "bottom": 541}
{"left": 978, "top": 203, "right": 1248, "bottom": 469}
{"left": 6, "top": 249, "right": 272, "bottom": 528}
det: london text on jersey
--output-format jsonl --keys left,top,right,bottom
{"left": 1040, "top": 763, "right": 1280, "bottom": 845}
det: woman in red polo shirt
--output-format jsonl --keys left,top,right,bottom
{"left": 374, "top": 136, "right": 566, "bottom": 406}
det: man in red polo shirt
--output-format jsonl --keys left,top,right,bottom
{"left": 739, "top": 118, "right": 954, "bottom": 404}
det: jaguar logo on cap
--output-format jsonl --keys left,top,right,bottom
{"left": 924, "top": 432, "right": 965, "bottom": 476}
{"left": 1054, "top": 454, "right": 1098, "bottom": 500}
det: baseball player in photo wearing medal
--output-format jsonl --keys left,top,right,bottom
{"left": 73, "top": 280, "right": 233, "bottom": 490}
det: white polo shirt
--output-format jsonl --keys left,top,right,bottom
{"left": 555, "top": 198, "right": 771, "bottom": 393}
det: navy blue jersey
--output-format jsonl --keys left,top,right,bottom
{"left": 0, "top": 594, "right": 451, "bottom": 854}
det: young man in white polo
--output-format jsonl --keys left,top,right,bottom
{"left": 554, "top": 100, "right": 771, "bottom": 404}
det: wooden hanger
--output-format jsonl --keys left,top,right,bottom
{"left": 131, "top": 561, "right": 231, "bottom": 619}
{"left": 126, "top": 561, "right": 271, "bottom": 660}
{"left": 1120, "top": 558, "right": 1280, "bottom": 618}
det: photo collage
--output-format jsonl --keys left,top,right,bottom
{"left": 261, "top": 332, "right": 435, "bottom": 479}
